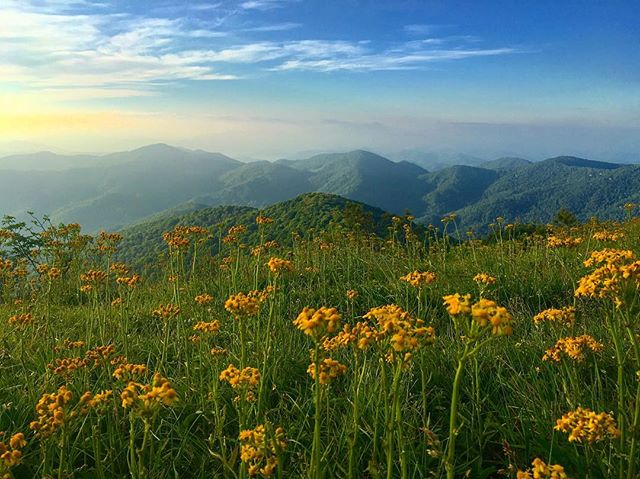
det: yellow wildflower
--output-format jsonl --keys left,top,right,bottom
{"left": 225, "top": 292, "right": 263, "bottom": 318}
{"left": 239, "top": 424, "right": 286, "bottom": 477}
{"left": 554, "top": 407, "right": 619, "bottom": 443}
{"left": 307, "top": 358, "right": 347, "bottom": 385}
{"left": 533, "top": 307, "right": 576, "bottom": 326}
{"left": 473, "top": 273, "right": 496, "bottom": 285}
{"left": 543, "top": 335, "right": 604, "bottom": 362}
{"left": 400, "top": 271, "right": 437, "bottom": 287}
{"left": 516, "top": 458, "right": 569, "bottom": 479}
{"left": 442, "top": 294, "right": 472, "bottom": 316}
{"left": 266, "top": 257, "right": 293, "bottom": 274}
{"left": 293, "top": 306, "right": 342, "bottom": 340}
{"left": 195, "top": 293, "right": 214, "bottom": 305}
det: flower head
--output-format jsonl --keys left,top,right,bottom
{"left": 473, "top": 273, "right": 496, "bottom": 286}
{"left": 533, "top": 307, "right": 576, "bottom": 326}
{"left": 543, "top": 335, "right": 603, "bottom": 362}
{"left": 307, "top": 358, "right": 347, "bottom": 385}
{"left": 266, "top": 257, "right": 293, "bottom": 274}
{"left": 516, "top": 458, "right": 568, "bottom": 479}
{"left": 400, "top": 271, "right": 437, "bottom": 287}
{"left": 554, "top": 407, "right": 619, "bottom": 443}
{"left": 293, "top": 306, "right": 342, "bottom": 341}
{"left": 442, "top": 294, "right": 471, "bottom": 316}
{"left": 239, "top": 424, "right": 286, "bottom": 477}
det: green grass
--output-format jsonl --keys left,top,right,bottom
{"left": 0, "top": 215, "right": 639, "bottom": 478}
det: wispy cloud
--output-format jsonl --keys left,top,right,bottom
{"left": 0, "top": 0, "right": 237, "bottom": 99}
{"left": 243, "top": 22, "right": 302, "bottom": 32}
{"left": 196, "top": 40, "right": 516, "bottom": 72}
{"left": 0, "top": 0, "right": 519, "bottom": 101}
{"left": 240, "top": 0, "right": 292, "bottom": 11}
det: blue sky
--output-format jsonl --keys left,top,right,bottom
{"left": 1, "top": 0, "right": 638, "bottom": 159}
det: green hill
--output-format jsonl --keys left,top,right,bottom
{"left": 454, "top": 156, "right": 640, "bottom": 229}
{"left": 116, "top": 193, "right": 403, "bottom": 269}
{"left": 284, "top": 150, "right": 428, "bottom": 214}
{"left": 418, "top": 165, "right": 499, "bottom": 222}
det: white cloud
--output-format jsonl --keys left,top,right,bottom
{"left": 272, "top": 47, "right": 516, "bottom": 72}
{"left": 0, "top": 1, "right": 238, "bottom": 99}
{"left": 192, "top": 39, "right": 515, "bottom": 72}
{"left": 0, "top": 0, "right": 519, "bottom": 101}
{"left": 243, "top": 22, "right": 302, "bottom": 32}
{"left": 240, "top": 0, "right": 290, "bottom": 11}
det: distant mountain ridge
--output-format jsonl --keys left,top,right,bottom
{"left": 0, "top": 144, "right": 638, "bottom": 233}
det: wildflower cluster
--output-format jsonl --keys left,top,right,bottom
{"left": 96, "top": 231, "right": 123, "bottom": 253}
{"left": 219, "top": 364, "right": 261, "bottom": 401}
{"left": 152, "top": 303, "right": 180, "bottom": 320}
{"left": 592, "top": 230, "right": 624, "bottom": 242}
{"left": 0, "top": 432, "right": 27, "bottom": 477}
{"left": 29, "top": 386, "right": 74, "bottom": 437}
{"left": 307, "top": 358, "right": 347, "bottom": 384}
{"left": 80, "top": 269, "right": 108, "bottom": 283}
{"left": 0, "top": 258, "right": 13, "bottom": 275}
{"left": 239, "top": 424, "right": 286, "bottom": 477}
{"left": 80, "top": 269, "right": 108, "bottom": 292}
{"left": 575, "top": 249, "right": 639, "bottom": 305}
{"left": 533, "top": 306, "right": 576, "bottom": 326}
{"left": 47, "top": 345, "right": 115, "bottom": 376}
{"left": 473, "top": 273, "right": 496, "bottom": 285}
{"left": 225, "top": 292, "right": 263, "bottom": 318}
{"left": 543, "top": 335, "right": 604, "bottom": 362}
{"left": 400, "top": 271, "right": 437, "bottom": 287}
{"left": 223, "top": 225, "right": 247, "bottom": 243}
{"left": 162, "top": 226, "right": 209, "bottom": 249}
{"left": 266, "top": 257, "right": 293, "bottom": 274}
{"left": 293, "top": 306, "right": 342, "bottom": 340}
{"left": 547, "top": 236, "right": 583, "bottom": 248}
{"left": 251, "top": 240, "right": 279, "bottom": 257}
{"left": 192, "top": 320, "right": 221, "bottom": 334}
{"left": 584, "top": 248, "right": 634, "bottom": 267}
{"left": 37, "top": 264, "right": 62, "bottom": 280}
{"left": 554, "top": 407, "right": 619, "bottom": 443}
{"left": 8, "top": 313, "right": 35, "bottom": 327}
{"left": 79, "top": 390, "right": 113, "bottom": 413}
{"left": 516, "top": 458, "right": 569, "bottom": 479}
{"left": 48, "top": 357, "right": 88, "bottom": 376}
{"left": 116, "top": 274, "right": 142, "bottom": 288}
{"left": 362, "top": 304, "right": 436, "bottom": 361}
{"left": 120, "top": 374, "right": 178, "bottom": 416}
{"left": 470, "top": 299, "right": 513, "bottom": 335}
{"left": 442, "top": 293, "right": 472, "bottom": 316}
{"left": 194, "top": 293, "right": 213, "bottom": 305}
{"left": 113, "top": 363, "right": 148, "bottom": 381}
{"left": 85, "top": 345, "right": 116, "bottom": 365}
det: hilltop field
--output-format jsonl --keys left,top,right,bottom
{"left": 0, "top": 199, "right": 639, "bottom": 478}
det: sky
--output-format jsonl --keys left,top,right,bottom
{"left": 1, "top": 0, "right": 639, "bottom": 160}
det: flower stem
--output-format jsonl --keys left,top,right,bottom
{"left": 445, "top": 344, "right": 470, "bottom": 479}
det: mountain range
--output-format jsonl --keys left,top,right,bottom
{"left": 0, "top": 144, "right": 638, "bottom": 233}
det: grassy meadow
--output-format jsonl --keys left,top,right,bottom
{"left": 0, "top": 210, "right": 639, "bottom": 478}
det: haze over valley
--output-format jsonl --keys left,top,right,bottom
{"left": 1, "top": 144, "right": 638, "bottom": 233}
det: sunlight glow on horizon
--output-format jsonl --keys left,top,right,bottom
{"left": 1, "top": 0, "right": 638, "bottom": 159}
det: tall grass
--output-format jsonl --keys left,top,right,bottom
{"left": 0, "top": 215, "right": 638, "bottom": 478}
